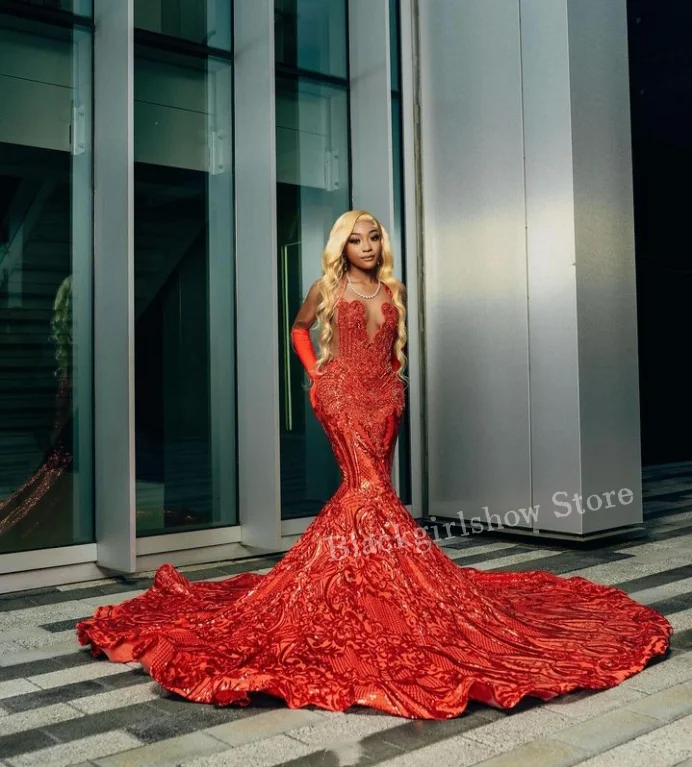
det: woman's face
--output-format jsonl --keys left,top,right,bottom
{"left": 343, "top": 219, "right": 382, "bottom": 271}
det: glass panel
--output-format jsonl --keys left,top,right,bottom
{"left": 392, "top": 93, "right": 412, "bottom": 505}
{"left": 392, "top": 98, "right": 404, "bottom": 285}
{"left": 390, "top": 3, "right": 411, "bottom": 505}
{"left": 275, "top": 0, "right": 347, "bottom": 79}
{"left": 135, "top": 0, "right": 232, "bottom": 51}
{"left": 390, "top": 0, "right": 400, "bottom": 93}
{"left": 276, "top": 77, "right": 350, "bottom": 519}
{"left": 8, "top": 0, "right": 92, "bottom": 17}
{"left": 0, "top": 15, "right": 93, "bottom": 554}
{"left": 134, "top": 46, "right": 236, "bottom": 535}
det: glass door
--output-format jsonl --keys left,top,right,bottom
{"left": 133, "top": 4, "right": 236, "bottom": 538}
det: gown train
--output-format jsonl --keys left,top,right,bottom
{"left": 77, "top": 286, "right": 672, "bottom": 719}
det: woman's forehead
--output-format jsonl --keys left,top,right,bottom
{"left": 350, "top": 219, "right": 379, "bottom": 234}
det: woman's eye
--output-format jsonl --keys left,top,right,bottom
{"left": 372, "top": 234, "right": 380, "bottom": 241}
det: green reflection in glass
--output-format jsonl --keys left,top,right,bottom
{"left": 134, "top": 47, "right": 236, "bottom": 535}
{"left": 275, "top": 0, "right": 347, "bottom": 78}
{"left": 135, "top": 0, "right": 231, "bottom": 51}
{"left": 0, "top": 16, "right": 93, "bottom": 553}
{"left": 276, "top": 77, "right": 350, "bottom": 520}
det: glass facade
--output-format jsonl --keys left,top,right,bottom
{"left": 0, "top": 0, "right": 417, "bottom": 578}
{"left": 0, "top": 10, "right": 93, "bottom": 554}
{"left": 275, "top": 0, "right": 350, "bottom": 520}
{"left": 9, "top": 0, "right": 92, "bottom": 16}
{"left": 134, "top": 0, "right": 232, "bottom": 50}
{"left": 276, "top": 76, "right": 350, "bottom": 519}
{"left": 390, "top": 0, "right": 412, "bottom": 505}
{"left": 275, "top": 0, "right": 347, "bottom": 78}
{"left": 133, "top": 32, "right": 236, "bottom": 536}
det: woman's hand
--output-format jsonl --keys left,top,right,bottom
{"left": 309, "top": 377, "right": 319, "bottom": 410}
{"left": 291, "top": 280, "right": 324, "bottom": 410}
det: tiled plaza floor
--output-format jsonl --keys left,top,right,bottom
{"left": 1, "top": 463, "right": 692, "bottom": 766}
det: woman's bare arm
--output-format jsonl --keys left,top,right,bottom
{"left": 291, "top": 280, "right": 322, "bottom": 331}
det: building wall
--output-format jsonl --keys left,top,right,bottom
{"left": 0, "top": 0, "right": 645, "bottom": 591}
{"left": 419, "top": 0, "right": 642, "bottom": 536}
{"left": 0, "top": 0, "right": 415, "bottom": 590}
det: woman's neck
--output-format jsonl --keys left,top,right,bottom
{"left": 345, "top": 266, "right": 379, "bottom": 285}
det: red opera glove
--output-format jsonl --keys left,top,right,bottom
{"left": 291, "top": 327, "right": 319, "bottom": 408}
{"left": 291, "top": 327, "right": 318, "bottom": 380}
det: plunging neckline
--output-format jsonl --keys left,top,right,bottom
{"left": 337, "top": 299, "right": 396, "bottom": 345}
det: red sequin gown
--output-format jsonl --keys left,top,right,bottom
{"left": 77, "top": 290, "right": 672, "bottom": 720}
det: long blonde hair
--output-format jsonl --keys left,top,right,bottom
{"left": 314, "top": 210, "right": 407, "bottom": 381}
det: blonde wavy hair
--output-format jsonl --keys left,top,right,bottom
{"left": 314, "top": 210, "right": 407, "bottom": 381}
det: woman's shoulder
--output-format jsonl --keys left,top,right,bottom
{"left": 305, "top": 279, "right": 322, "bottom": 301}
{"left": 310, "top": 275, "right": 347, "bottom": 291}
{"left": 306, "top": 277, "right": 347, "bottom": 308}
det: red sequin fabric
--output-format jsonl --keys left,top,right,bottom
{"left": 77, "top": 291, "right": 672, "bottom": 719}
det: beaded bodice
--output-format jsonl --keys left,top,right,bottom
{"left": 330, "top": 299, "right": 398, "bottom": 374}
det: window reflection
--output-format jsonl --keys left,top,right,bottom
{"left": 135, "top": 0, "right": 231, "bottom": 51}
{"left": 134, "top": 46, "right": 236, "bottom": 535}
{"left": 390, "top": 0, "right": 401, "bottom": 93}
{"left": 276, "top": 77, "right": 350, "bottom": 520}
{"left": 0, "top": 15, "right": 93, "bottom": 553}
{"left": 275, "top": 0, "right": 347, "bottom": 78}
{"left": 390, "top": 1, "right": 412, "bottom": 505}
{"left": 9, "top": 0, "right": 92, "bottom": 17}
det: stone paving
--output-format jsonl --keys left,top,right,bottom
{"left": 1, "top": 463, "right": 692, "bottom": 766}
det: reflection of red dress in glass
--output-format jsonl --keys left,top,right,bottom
{"left": 0, "top": 374, "right": 73, "bottom": 550}
{"left": 77, "top": 287, "right": 672, "bottom": 720}
{"left": 0, "top": 275, "right": 75, "bottom": 553}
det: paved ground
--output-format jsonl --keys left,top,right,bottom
{"left": 1, "top": 463, "right": 692, "bottom": 766}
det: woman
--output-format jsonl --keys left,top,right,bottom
{"left": 78, "top": 210, "right": 672, "bottom": 719}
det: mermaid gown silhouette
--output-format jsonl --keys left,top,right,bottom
{"left": 77, "top": 285, "right": 672, "bottom": 719}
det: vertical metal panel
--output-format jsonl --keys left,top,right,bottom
{"left": 207, "top": 62, "right": 237, "bottom": 526}
{"left": 399, "top": 0, "right": 423, "bottom": 518}
{"left": 349, "top": 0, "right": 395, "bottom": 236}
{"left": 350, "top": 0, "right": 406, "bottom": 493}
{"left": 93, "top": 0, "right": 136, "bottom": 571}
{"left": 520, "top": 0, "right": 582, "bottom": 534}
{"left": 418, "top": 0, "right": 532, "bottom": 526}
{"left": 71, "top": 27, "right": 94, "bottom": 542}
{"left": 568, "top": 0, "right": 643, "bottom": 531}
{"left": 521, "top": 0, "right": 641, "bottom": 534}
{"left": 234, "top": 0, "right": 281, "bottom": 549}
